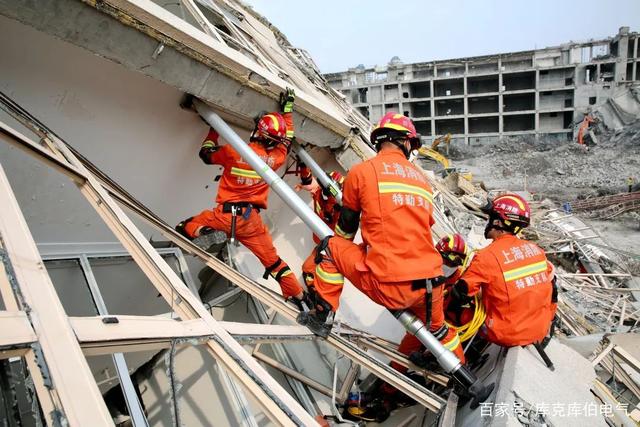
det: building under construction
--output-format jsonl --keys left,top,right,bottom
{"left": 0, "top": 1, "right": 639, "bottom": 426}
{"left": 325, "top": 27, "right": 640, "bottom": 144}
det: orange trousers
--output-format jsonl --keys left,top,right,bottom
{"left": 313, "top": 237, "right": 464, "bottom": 366}
{"left": 184, "top": 205, "right": 303, "bottom": 298}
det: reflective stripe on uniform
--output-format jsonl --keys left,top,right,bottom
{"left": 315, "top": 265, "right": 344, "bottom": 284}
{"left": 443, "top": 333, "right": 461, "bottom": 351}
{"left": 334, "top": 224, "right": 354, "bottom": 239}
{"left": 503, "top": 260, "right": 548, "bottom": 282}
{"left": 272, "top": 269, "right": 292, "bottom": 279}
{"left": 230, "top": 167, "right": 262, "bottom": 180}
{"left": 314, "top": 201, "right": 322, "bottom": 215}
{"left": 378, "top": 182, "right": 433, "bottom": 203}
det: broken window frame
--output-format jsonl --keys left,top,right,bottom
{"left": 0, "top": 92, "right": 446, "bottom": 421}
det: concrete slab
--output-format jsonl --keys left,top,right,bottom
{"left": 491, "top": 340, "right": 607, "bottom": 427}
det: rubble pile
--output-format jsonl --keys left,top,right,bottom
{"left": 454, "top": 120, "right": 640, "bottom": 202}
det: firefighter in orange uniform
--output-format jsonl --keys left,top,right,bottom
{"left": 176, "top": 89, "right": 308, "bottom": 306}
{"left": 451, "top": 194, "right": 557, "bottom": 347}
{"left": 296, "top": 170, "right": 345, "bottom": 289}
{"left": 301, "top": 112, "right": 463, "bottom": 367}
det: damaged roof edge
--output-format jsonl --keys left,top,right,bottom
{"left": 0, "top": 0, "right": 357, "bottom": 149}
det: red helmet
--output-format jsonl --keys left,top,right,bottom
{"left": 253, "top": 112, "right": 287, "bottom": 147}
{"left": 482, "top": 193, "right": 531, "bottom": 232}
{"left": 370, "top": 112, "right": 420, "bottom": 154}
{"left": 436, "top": 233, "right": 469, "bottom": 266}
{"left": 328, "top": 170, "right": 345, "bottom": 188}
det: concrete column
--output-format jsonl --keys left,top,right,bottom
{"left": 534, "top": 69, "right": 540, "bottom": 137}
{"left": 615, "top": 27, "right": 629, "bottom": 82}
{"left": 498, "top": 58, "right": 504, "bottom": 135}
{"left": 632, "top": 38, "right": 638, "bottom": 80}
{"left": 430, "top": 79, "right": 436, "bottom": 136}
{"left": 463, "top": 62, "right": 469, "bottom": 144}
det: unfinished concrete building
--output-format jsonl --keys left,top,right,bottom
{"left": 326, "top": 27, "right": 640, "bottom": 144}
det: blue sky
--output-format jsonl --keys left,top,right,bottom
{"left": 244, "top": 0, "right": 640, "bottom": 73}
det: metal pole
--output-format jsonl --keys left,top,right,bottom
{"left": 291, "top": 142, "right": 342, "bottom": 204}
{"left": 194, "top": 100, "right": 333, "bottom": 240}
{"left": 78, "top": 255, "right": 149, "bottom": 427}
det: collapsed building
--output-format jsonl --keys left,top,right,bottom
{"left": 0, "top": 1, "right": 638, "bottom": 426}
{"left": 325, "top": 27, "right": 640, "bottom": 144}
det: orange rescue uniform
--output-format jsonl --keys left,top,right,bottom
{"left": 459, "top": 234, "right": 556, "bottom": 347}
{"left": 313, "top": 149, "right": 463, "bottom": 360}
{"left": 183, "top": 116, "right": 303, "bottom": 299}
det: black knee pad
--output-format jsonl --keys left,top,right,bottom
{"left": 175, "top": 217, "right": 194, "bottom": 240}
{"left": 314, "top": 236, "right": 332, "bottom": 264}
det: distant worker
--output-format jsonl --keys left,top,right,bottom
{"left": 577, "top": 114, "right": 595, "bottom": 146}
{"left": 628, "top": 176, "right": 635, "bottom": 193}
{"left": 301, "top": 112, "right": 463, "bottom": 367}
{"left": 176, "top": 89, "right": 308, "bottom": 307}
{"left": 296, "top": 169, "right": 345, "bottom": 290}
{"left": 450, "top": 194, "right": 557, "bottom": 348}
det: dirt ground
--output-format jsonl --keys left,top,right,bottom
{"left": 449, "top": 120, "right": 640, "bottom": 203}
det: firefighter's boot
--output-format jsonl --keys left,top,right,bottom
{"left": 192, "top": 226, "right": 228, "bottom": 253}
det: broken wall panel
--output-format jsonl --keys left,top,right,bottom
{"left": 502, "top": 57, "right": 532, "bottom": 71}
{"left": 539, "top": 89, "right": 574, "bottom": 110}
{"left": 437, "top": 65, "right": 465, "bottom": 78}
{"left": 467, "top": 61, "right": 498, "bottom": 75}
{"left": 384, "top": 84, "right": 399, "bottom": 102}
{"left": 538, "top": 67, "right": 575, "bottom": 89}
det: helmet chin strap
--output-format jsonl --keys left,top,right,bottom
{"left": 484, "top": 216, "right": 508, "bottom": 238}
{"left": 388, "top": 139, "right": 411, "bottom": 158}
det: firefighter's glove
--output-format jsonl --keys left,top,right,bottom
{"left": 449, "top": 282, "right": 472, "bottom": 312}
{"left": 199, "top": 140, "right": 219, "bottom": 164}
{"left": 280, "top": 87, "right": 295, "bottom": 113}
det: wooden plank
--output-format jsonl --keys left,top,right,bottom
{"left": 71, "top": 315, "right": 314, "bottom": 346}
{"left": 0, "top": 240, "right": 58, "bottom": 423}
{"left": 0, "top": 164, "right": 113, "bottom": 426}
{"left": 253, "top": 352, "right": 334, "bottom": 397}
{"left": 591, "top": 342, "right": 615, "bottom": 366}
{"left": 0, "top": 311, "right": 36, "bottom": 349}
